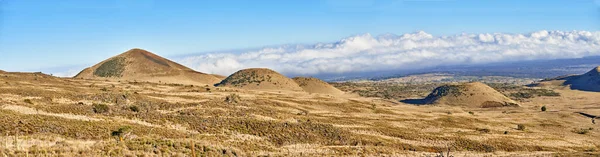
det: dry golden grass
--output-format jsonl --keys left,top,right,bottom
{"left": 0, "top": 71, "right": 599, "bottom": 156}
{"left": 293, "top": 77, "right": 345, "bottom": 95}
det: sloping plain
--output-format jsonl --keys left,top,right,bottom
{"left": 0, "top": 71, "right": 598, "bottom": 156}
{"left": 74, "top": 48, "right": 221, "bottom": 86}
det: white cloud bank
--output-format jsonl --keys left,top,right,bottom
{"left": 177, "top": 30, "right": 600, "bottom": 77}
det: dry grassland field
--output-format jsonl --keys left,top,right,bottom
{"left": 5, "top": 0, "right": 600, "bottom": 156}
{"left": 0, "top": 49, "right": 599, "bottom": 157}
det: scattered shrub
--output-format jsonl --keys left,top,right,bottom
{"left": 509, "top": 89, "right": 560, "bottom": 100}
{"left": 476, "top": 128, "right": 490, "bottom": 133}
{"left": 23, "top": 99, "right": 33, "bottom": 104}
{"left": 224, "top": 94, "right": 241, "bottom": 104}
{"left": 468, "top": 111, "right": 474, "bottom": 115}
{"left": 129, "top": 105, "right": 140, "bottom": 112}
{"left": 111, "top": 126, "right": 132, "bottom": 142}
{"left": 517, "top": 124, "right": 526, "bottom": 131}
{"left": 541, "top": 106, "right": 547, "bottom": 112}
{"left": 510, "top": 92, "right": 533, "bottom": 99}
{"left": 93, "top": 103, "right": 110, "bottom": 114}
{"left": 573, "top": 128, "right": 593, "bottom": 134}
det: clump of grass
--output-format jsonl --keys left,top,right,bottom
{"left": 111, "top": 126, "right": 132, "bottom": 142}
{"left": 476, "top": 128, "right": 490, "bottom": 133}
{"left": 93, "top": 103, "right": 110, "bottom": 114}
{"left": 129, "top": 105, "right": 140, "bottom": 112}
{"left": 517, "top": 124, "right": 526, "bottom": 131}
{"left": 573, "top": 128, "right": 592, "bottom": 134}
{"left": 23, "top": 99, "right": 33, "bottom": 104}
{"left": 225, "top": 94, "right": 241, "bottom": 104}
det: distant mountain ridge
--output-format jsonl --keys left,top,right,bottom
{"left": 322, "top": 56, "right": 600, "bottom": 82}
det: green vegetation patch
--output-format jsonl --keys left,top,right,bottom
{"left": 330, "top": 82, "right": 441, "bottom": 100}
{"left": 94, "top": 57, "right": 126, "bottom": 77}
{"left": 509, "top": 88, "right": 560, "bottom": 100}
{"left": 218, "top": 71, "right": 273, "bottom": 87}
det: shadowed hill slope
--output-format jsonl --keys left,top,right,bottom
{"left": 216, "top": 68, "right": 303, "bottom": 91}
{"left": 532, "top": 66, "right": 600, "bottom": 92}
{"left": 403, "top": 82, "right": 519, "bottom": 108}
{"left": 292, "top": 77, "right": 344, "bottom": 95}
{"left": 74, "top": 48, "right": 221, "bottom": 85}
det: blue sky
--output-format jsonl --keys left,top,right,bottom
{"left": 0, "top": 0, "right": 599, "bottom": 73}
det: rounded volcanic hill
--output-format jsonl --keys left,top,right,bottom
{"left": 74, "top": 48, "right": 221, "bottom": 85}
{"left": 417, "top": 82, "right": 519, "bottom": 108}
{"left": 534, "top": 66, "right": 600, "bottom": 92}
{"left": 216, "top": 68, "right": 303, "bottom": 91}
{"left": 292, "top": 77, "right": 344, "bottom": 95}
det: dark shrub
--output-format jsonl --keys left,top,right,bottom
{"left": 93, "top": 103, "right": 110, "bottom": 114}
{"left": 129, "top": 105, "right": 140, "bottom": 112}
{"left": 23, "top": 99, "right": 33, "bottom": 104}
{"left": 541, "top": 106, "right": 547, "bottom": 112}
{"left": 517, "top": 124, "right": 526, "bottom": 131}
{"left": 225, "top": 94, "right": 241, "bottom": 104}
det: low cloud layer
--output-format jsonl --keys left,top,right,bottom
{"left": 177, "top": 30, "right": 600, "bottom": 77}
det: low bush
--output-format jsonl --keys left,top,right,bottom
{"left": 517, "top": 124, "right": 526, "bottom": 131}
{"left": 225, "top": 94, "right": 241, "bottom": 104}
{"left": 93, "top": 103, "right": 110, "bottom": 114}
{"left": 573, "top": 128, "right": 592, "bottom": 134}
{"left": 129, "top": 105, "right": 140, "bottom": 112}
{"left": 476, "top": 128, "right": 490, "bottom": 133}
{"left": 23, "top": 99, "right": 33, "bottom": 104}
{"left": 541, "top": 106, "right": 547, "bottom": 112}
